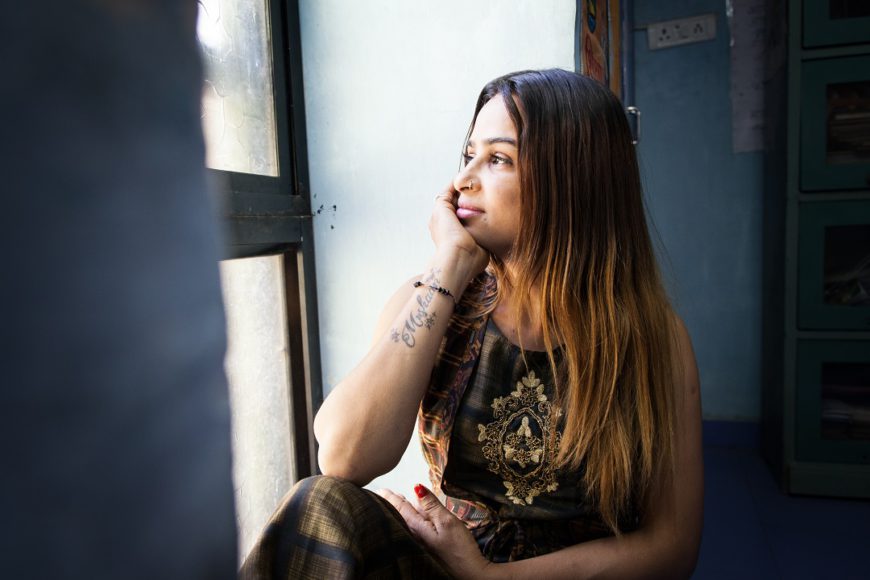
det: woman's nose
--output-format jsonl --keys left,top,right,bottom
{"left": 453, "top": 165, "right": 477, "bottom": 194}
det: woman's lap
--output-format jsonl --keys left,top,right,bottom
{"left": 240, "top": 476, "right": 452, "bottom": 580}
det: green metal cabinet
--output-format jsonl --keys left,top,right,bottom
{"left": 762, "top": 0, "right": 870, "bottom": 499}
{"left": 803, "top": 0, "right": 870, "bottom": 48}
{"left": 799, "top": 55, "right": 870, "bottom": 191}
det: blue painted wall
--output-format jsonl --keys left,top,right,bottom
{"left": 634, "top": 0, "right": 763, "bottom": 420}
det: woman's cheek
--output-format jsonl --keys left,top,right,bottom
{"left": 460, "top": 220, "right": 492, "bottom": 250}
{"left": 467, "top": 219, "right": 518, "bottom": 257}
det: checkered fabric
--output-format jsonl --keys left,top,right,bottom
{"left": 240, "top": 476, "right": 451, "bottom": 579}
{"left": 418, "top": 273, "right": 494, "bottom": 499}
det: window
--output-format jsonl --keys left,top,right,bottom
{"left": 196, "top": 0, "right": 321, "bottom": 556}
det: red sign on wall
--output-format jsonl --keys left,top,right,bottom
{"left": 578, "top": 0, "right": 622, "bottom": 99}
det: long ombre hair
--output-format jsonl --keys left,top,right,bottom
{"left": 463, "top": 69, "right": 679, "bottom": 534}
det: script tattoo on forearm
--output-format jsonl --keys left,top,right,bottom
{"left": 390, "top": 269, "right": 441, "bottom": 348}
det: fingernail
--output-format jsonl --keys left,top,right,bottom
{"left": 414, "top": 484, "right": 428, "bottom": 498}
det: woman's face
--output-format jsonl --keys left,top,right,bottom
{"left": 453, "top": 94, "right": 522, "bottom": 260}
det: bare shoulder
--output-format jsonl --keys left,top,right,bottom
{"left": 370, "top": 274, "right": 423, "bottom": 345}
{"left": 669, "top": 312, "right": 701, "bottom": 398}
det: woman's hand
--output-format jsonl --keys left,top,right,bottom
{"left": 376, "top": 485, "right": 497, "bottom": 580}
{"left": 429, "top": 184, "right": 490, "bottom": 289}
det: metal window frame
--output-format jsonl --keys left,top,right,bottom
{"left": 209, "top": 0, "right": 321, "bottom": 480}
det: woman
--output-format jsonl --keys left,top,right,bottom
{"left": 242, "top": 69, "right": 703, "bottom": 579}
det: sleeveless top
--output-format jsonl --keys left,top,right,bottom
{"left": 418, "top": 273, "right": 637, "bottom": 562}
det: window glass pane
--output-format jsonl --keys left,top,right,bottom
{"left": 198, "top": 0, "right": 279, "bottom": 176}
{"left": 824, "top": 224, "right": 870, "bottom": 306}
{"left": 821, "top": 363, "right": 870, "bottom": 441}
{"left": 220, "top": 255, "right": 294, "bottom": 560}
{"left": 826, "top": 80, "right": 870, "bottom": 166}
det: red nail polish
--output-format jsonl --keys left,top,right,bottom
{"left": 414, "top": 484, "right": 427, "bottom": 498}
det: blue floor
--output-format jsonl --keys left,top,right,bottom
{"left": 694, "top": 442, "right": 870, "bottom": 579}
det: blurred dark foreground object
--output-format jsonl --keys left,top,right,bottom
{"left": 0, "top": 1, "right": 238, "bottom": 578}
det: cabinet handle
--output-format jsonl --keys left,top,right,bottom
{"left": 626, "top": 106, "right": 641, "bottom": 145}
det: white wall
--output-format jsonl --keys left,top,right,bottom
{"left": 300, "top": 0, "right": 575, "bottom": 495}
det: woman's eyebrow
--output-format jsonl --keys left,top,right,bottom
{"left": 465, "top": 137, "right": 518, "bottom": 148}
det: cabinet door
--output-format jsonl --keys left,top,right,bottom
{"left": 800, "top": 56, "right": 870, "bottom": 192}
{"left": 798, "top": 200, "right": 870, "bottom": 329}
{"left": 803, "top": 0, "right": 870, "bottom": 48}
{"left": 795, "top": 340, "right": 870, "bottom": 464}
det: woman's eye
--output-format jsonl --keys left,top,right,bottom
{"left": 491, "top": 154, "right": 511, "bottom": 166}
{"left": 462, "top": 153, "right": 475, "bottom": 165}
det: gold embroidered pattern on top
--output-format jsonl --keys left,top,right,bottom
{"left": 477, "top": 370, "right": 561, "bottom": 505}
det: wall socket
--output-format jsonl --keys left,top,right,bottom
{"left": 647, "top": 13, "right": 717, "bottom": 50}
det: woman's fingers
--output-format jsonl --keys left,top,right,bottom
{"left": 381, "top": 485, "right": 489, "bottom": 579}
{"left": 427, "top": 180, "right": 490, "bottom": 286}
{"left": 434, "top": 185, "right": 457, "bottom": 208}
{"left": 412, "top": 484, "right": 460, "bottom": 532}
{"left": 434, "top": 182, "right": 457, "bottom": 200}
{"left": 375, "top": 488, "right": 436, "bottom": 537}
{"left": 375, "top": 488, "right": 414, "bottom": 516}
{"left": 431, "top": 188, "right": 458, "bottom": 220}
{"left": 428, "top": 185, "right": 472, "bottom": 246}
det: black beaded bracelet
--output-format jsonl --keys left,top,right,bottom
{"left": 413, "top": 280, "right": 457, "bottom": 306}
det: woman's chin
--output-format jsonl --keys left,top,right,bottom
{"left": 464, "top": 230, "right": 504, "bottom": 259}
{"left": 461, "top": 224, "right": 485, "bottom": 246}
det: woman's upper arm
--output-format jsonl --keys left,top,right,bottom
{"left": 313, "top": 274, "right": 433, "bottom": 482}
{"left": 643, "top": 315, "right": 704, "bottom": 575}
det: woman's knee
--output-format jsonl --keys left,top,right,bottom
{"left": 243, "top": 477, "right": 370, "bottom": 571}
{"left": 291, "top": 475, "right": 369, "bottom": 505}
{"left": 274, "top": 475, "right": 377, "bottom": 531}
{"left": 284, "top": 475, "right": 374, "bottom": 520}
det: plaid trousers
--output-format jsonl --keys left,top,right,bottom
{"left": 239, "top": 476, "right": 452, "bottom": 579}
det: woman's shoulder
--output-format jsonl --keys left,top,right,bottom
{"left": 667, "top": 311, "right": 700, "bottom": 398}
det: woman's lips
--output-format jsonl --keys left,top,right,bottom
{"left": 456, "top": 205, "right": 483, "bottom": 220}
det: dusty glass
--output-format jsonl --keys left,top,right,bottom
{"left": 197, "top": 0, "right": 279, "bottom": 176}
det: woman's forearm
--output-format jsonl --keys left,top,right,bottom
{"left": 313, "top": 251, "right": 480, "bottom": 485}
{"left": 487, "top": 525, "right": 697, "bottom": 580}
